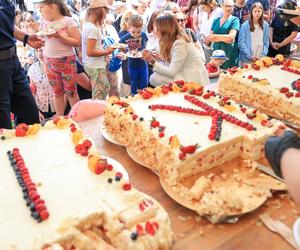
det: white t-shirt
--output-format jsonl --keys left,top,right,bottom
{"left": 200, "top": 7, "right": 223, "bottom": 38}
{"left": 82, "top": 22, "right": 106, "bottom": 69}
{"left": 251, "top": 24, "right": 263, "bottom": 58}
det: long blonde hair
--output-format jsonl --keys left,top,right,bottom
{"left": 120, "top": 9, "right": 135, "bottom": 31}
{"left": 154, "top": 14, "right": 190, "bottom": 63}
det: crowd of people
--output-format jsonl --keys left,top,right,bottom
{"left": 1, "top": 0, "right": 300, "bottom": 128}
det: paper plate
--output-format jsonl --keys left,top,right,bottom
{"left": 293, "top": 217, "right": 300, "bottom": 248}
{"left": 126, "top": 148, "right": 159, "bottom": 176}
{"left": 126, "top": 51, "right": 143, "bottom": 58}
{"left": 100, "top": 125, "right": 124, "bottom": 146}
{"left": 105, "top": 155, "right": 129, "bottom": 181}
{"left": 111, "top": 43, "right": 128, "bottom": 49}
{"left": 159, "top": 169, "right": 286, "bottom": 224}
{"left": 36, "top": 28, "right": 56, "bottom": 36}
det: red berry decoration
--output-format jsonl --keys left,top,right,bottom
{"left": 248, "top": 75, "right": 253, "bottom": 79}
{"left": 122, "top": 183, "right": 132, "bottom": 191}
{"left": 142, "top": 90, "right": 153, "bottom": 99}
{"left": 150, "top": 118, "right": 160, "bottom": 128}
{"left": 280, "top": 87, "right": 289, "bottom": 93}
{"left": 145, "top": 221, "right": 156, "bottom": 236}
{"left": 132, "top": 114, "right": 138, "bottom": 120}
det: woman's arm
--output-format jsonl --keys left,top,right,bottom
{"left": 208, "top": 29, "right": 237, "bottom": 44}
{"left": 86, "top": 38, "right": 115, "bottom": 57}
{"left": 269, "top": 27, "right": 278, "bottom": 50}
{"left": 276, "top": 31, "right": 297, "bottom": 48}
{"left": 281, "top": 148, "right": 300, "bottom": 205}
{"left": 153, "top": 39, "right": 188, "bottom": 78}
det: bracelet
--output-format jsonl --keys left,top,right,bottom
{"left": 23, "top": 34, "right": 29, "bottom": 47}
{"left": 149, "top": 59, "right": 156, "bottom": 66}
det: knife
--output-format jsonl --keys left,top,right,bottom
{"left": 257, "top": 163, "right": 285, "bottom": 183}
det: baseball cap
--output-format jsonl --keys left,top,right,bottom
{"left": 211, "top": 50, "right": 228, "bottom": 60}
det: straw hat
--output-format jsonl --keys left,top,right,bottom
{"left": 88, "top": 0, "right": 114, "bottom": 9}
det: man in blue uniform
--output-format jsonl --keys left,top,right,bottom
{"left": 0, "top": 0, "right": 43, "bottom": 129}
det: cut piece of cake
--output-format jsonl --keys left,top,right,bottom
{"left": 0, "top": 119, "right": 173, "bottom": 250}
{"left": 218, "top": 56, "right": 300, "bottom": 126}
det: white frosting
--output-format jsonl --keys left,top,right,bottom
{"left": 128, "top": 92, "right": 281, "bottom": 152}
{"left": 0, "top": 127, "right": 129, "bottom": 250}
{"left": 241, "top": 65, "right": 300, "bottom": 106}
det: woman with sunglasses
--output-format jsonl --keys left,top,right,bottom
{"left": 175, "top": 11, "right": 205, "bottom": 61}
{"left": 207, "top": 0, "right": 240, "bottom": 69}
{"left": 143, "top": 14, "right": 209, "bottom": 87}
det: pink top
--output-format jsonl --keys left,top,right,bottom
{"left": 42, "top": 16, "right": 78, "bottom": 58}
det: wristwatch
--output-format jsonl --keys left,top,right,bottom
{"left": 149, "top": 59, "right": 156, "bottom": 66}
{"left": 23, "top": 34, "right": 29, "bottom": 47}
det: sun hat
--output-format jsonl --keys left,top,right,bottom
{"left": 211, "top": 50, "right": 228, "bottom": 60}
{"left": 88, "top": 0, "right": 115, "bottom": 9}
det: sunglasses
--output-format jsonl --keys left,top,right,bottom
{"left": 177, "top": 18, "right": 186, "bottom": 23}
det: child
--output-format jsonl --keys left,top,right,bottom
{"left": 119, "top": 14, "right": 148, "bottom": 95}
{"left": 28, "top": 49, "right": 56, "bottom": 121}
{"left": 82, "top": 0, "right": 116, "bottom": 100}
{"left": 238, "top": 2, "right": 269, "bottom": 65}
{"left": 206, "top": 50, "right": 228, "bottom": 78}
{"left": 37, "top": 0, "right": 81, "bottom": 116}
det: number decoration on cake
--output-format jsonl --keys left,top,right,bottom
{"left": 7, "top": 148, "right": 49, "bottom": 222}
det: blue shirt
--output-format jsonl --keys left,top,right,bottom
{"left": 246, "top": 0, "right": 270, "bottom": 12}
{"left": 119, "top": 32, "right": 148, "bottom": 68}
{"left": 0, "top": 0, "right": 16, "bottom": 50}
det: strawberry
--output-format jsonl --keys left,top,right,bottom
{"left": 175, "top": 80, "right": 185, "bottom": 86}
{"left": 136, "top": 224, "right": 145, "bottom": 236}
{"left": 95, "top": 162, "right": 106, "bottom": 175}
{"left": 75, "top": 144, "right": 85, "bottom": 154}
{"left": 40, "top": 210, "right": 49, "bottom": 220}
{"left": 285, "top": 92, "right": 294, "bottom": 98}
{"left": 82, "top": 139, "right": 92, "bottom": 149}
{"left": 142, "top": 90, "right": 153, "bottom": 99}
{"left": 280, "top": 87, "right": 289, "bottom": 93}
{"left": 132, "top": 114, "right": 138, "bottom": 121}
{"left": 150, "top": 118, "right": 160, "bottom": 128}
{"left": 53, "top": 116, "right": 60, "bottom": 125}
{"left": 283, "top": 58, "right": 291, "bottom": 67}
{"left": 194, "top": 88, "right": 203, "bottom": 96}
{"left": 106, "top": 164, "right": 113, "bottom": 171}
{"left": 159, "top": 132, "right": 165, "bottom": 138}
{"left": 70, "top": 126, "right": 77, "bottom": 132}
{"left": 15, "top": 128, "right": 26, "bottom": 137}
{"left": 180, "top": 144, "right": 198, "bottom": 154}
{"left": 243, "top": 64, "right": 249, "bottom": 69}
{"left": 251, "top": 63, "right": 260, "bottom": 70}
{"left": 295, "top": 92, "right": 300, "bottom": 97}
{"left": 145, "top": 221, "right": 156, "bottom": 235}
{"left": 248, "top": 75, "right": 253, "bottom": 80}
{"left": 203, "top": 93, "right": 210, "bottom": 99}
{"left": 162, "top": 86, "right": 169, "bottom": 95}
{"left": 122, "top": 183, "right": 132, "bottom": 191}
{"left": 179, "top": 152, "right": 186, "bottom": 160}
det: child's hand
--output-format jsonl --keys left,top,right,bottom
{"left": 116, "top": 52, "right": 127, "bottom": 60}
{"left": 142, "top": 50, "right": 155, "bottom": 63}
{"left": 106, "top": 46, "right": 116, "bottom": 54}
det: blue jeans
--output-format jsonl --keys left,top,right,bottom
{"left": 128, "top": 65, "right": 148, "bottom": 95}
{"left": 0, "top": 56, "right": 39, "bottom": 129}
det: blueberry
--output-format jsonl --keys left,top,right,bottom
{"left": 130, "top": 232, "right": 138, "bottom": 240}
{"left": 7, "top": 150, "right": 11, "bottom": 155}
{"left": 30, "top": 203, "right": 36, "bottom": 212}
{"left": 139, "top": 117, "right": 144, "bottom": 121}
{"left": 23, "top": 192, "right": 28, "bottom": 199}
{"left": 26, "top": 198, "right": 31, "bottom": 206}
{"left": 1, "top": 135, "right": 5, "bottom": 140}
{"left": 31, "top": 211, "right": 40, "bottom": 221}
{"left": 115, "top": 176, "right": 121, "bottom": 182}
{"left": 107, "top": 178, "right": 113, "bottom": 183}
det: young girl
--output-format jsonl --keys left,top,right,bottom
{"left": 238, "top": 2, "right": 269, "bottom": 65}
{"left": 28, "top": 49, "right": 56, "bottom": 121}
{"left": 38, "top": 0, "right": 81, "bottom": 116}
{"left": 82, "top": 0, "right": 115, "bottom": 100}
